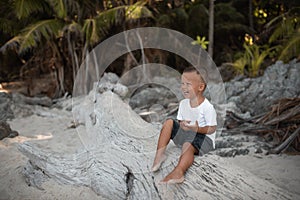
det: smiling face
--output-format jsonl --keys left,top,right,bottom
{"left": 181, "top": 71, "right": 205, "bottom": 100}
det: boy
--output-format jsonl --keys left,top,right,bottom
{"left": 151, "top": 66, "right": 217, "bottom": 184}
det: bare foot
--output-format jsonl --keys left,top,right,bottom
{"left": 160, "top": 167, "right": 184, "bottom": 184}
{"left": 151, "top": 154, "right": 167, "bottom": 172}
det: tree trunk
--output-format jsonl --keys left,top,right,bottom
{"left": 208, "top": 0, "right": 214, "bottom": 58}
{"left": 17, "top": 91, "right": 291, "bottom": 199}
{"left": 249, "top": 0, "right": 254, "bottom": 32}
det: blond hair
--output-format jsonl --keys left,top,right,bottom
{"left": 183, "top": 66, "right": 207, "bottom": 88}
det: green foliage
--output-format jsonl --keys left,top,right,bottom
{"left": 20, "top": 19, "right": 64, "bottom": 52}
{"left": 156, "top": 14, "right": 171, "bottom": 27}
{"left": 0, "top": 0, "right": 25, "bottom": 42}
{"left": 214, "top": 2, "right": 248, "bottom": 34}
{"left": 156, "top": 5, "right": 189, "bottom": 33}
{"left": 1, "top": 0, "right": 299, "bottom": 86}
{"left": 267, "top": 7, "right": 300, "bottom": 62}
{"left": 0, "top": 0, "right": 154, "bottom": 97}
{"left": 171, "top": 8, "right": 189, "bottom": 32}
{"left": 1, "top": 0, "right": 153, "bottom": 54}
{"left": 13, "top": 0, "right": 49, "bottom": 19}
{"left": 125, "top": 1, "right": 154, "bottom": 20}
{"left": 233, "top": 43, "right": 276, "bottom": 77}
{"left": 229, "top": 1, "right": 300, "bottom": 75}
{"left": 232, "top": 56, "right": 247, "bottom": 75}
{"left": 47, "top": 0, "right": 68, "bottom": 19}
{"left": 82, "top": 19, "right": 100, "bottom": 45}
{"left": 215, "top": 3, "right": 245, "bottom": 24}
{"left": 0, "top": 18, "right": 16, "bottom": 35}
{"left": 186, "top": 4, "right": 208, "bottom": 37}
{"left": 278, "top": 28, "right": 300, "bottom": 61}
{"left": 83, "top": 1, "right": 153, "bottom": 45}
{"left": 245, "top": 44, "right": 275, "bottom": 77}
{"left": 213, "top": 2, "right": 251, "bottom": 65}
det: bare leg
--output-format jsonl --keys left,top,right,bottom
{"left": 161, "top": 142, "right": 197, "bottom": 183}
{"left": 151, "top": 119, "right": 173, "bottom": 171}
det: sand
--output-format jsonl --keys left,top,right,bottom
{"left": 226, "top": 154, "right": 300, "bottom": 199}
{"left": 1, "top": 109, "right": 299, "bottom": 200}
{"left": 0, "top": 112, "right": 101, "bottom": 200}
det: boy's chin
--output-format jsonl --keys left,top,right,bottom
{"left": 183, "top": 95, "right": 192, "bottom": 99}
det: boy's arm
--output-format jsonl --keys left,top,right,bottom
{"left": 181, "top": 121, "right": 216, "bottom": 134}
{"left": 196, "top": 125, "right": 216, "bottom": 134}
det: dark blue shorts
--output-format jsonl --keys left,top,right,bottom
{"left": 170, "top": 119, "right": 214, "bottom": 156}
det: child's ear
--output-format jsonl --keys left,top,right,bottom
{"left": 198, "top": 83, "right": 205, "bottom": 91}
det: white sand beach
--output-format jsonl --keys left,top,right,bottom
{"left": 1, "top": 105, "right": 299, "bottom": 200}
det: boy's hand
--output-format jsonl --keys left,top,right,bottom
{"left": 179, "top": 120, "right": 190, "bottom": 131}
{"left": 180, "top": 120, "right": 198, "bottom": 132}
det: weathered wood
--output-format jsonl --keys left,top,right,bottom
{"left": 258, "top": 98, "right": 300, "bottom": 125}
{"left": 18, "top": 143, "right": 291, "bottom": 199}
{"left": 0, "top": 121, "right": 18, "bottom": 140}
{"left": 13, "top": 93, "right": 52, "bottom": 107}
{"left": 18, "top": 91, "right": 291, "bottom": 199}
{"left": 269, "top": 126, "right": 300, "bottom": 154}
{"left": 227, "top": 98, "right": 300, "bottom": 152}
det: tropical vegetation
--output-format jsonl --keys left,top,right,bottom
{"left": 0, "top": 0, "right": 299, "bottom": 97}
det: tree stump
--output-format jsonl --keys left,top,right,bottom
{"left": 0, "top": 121, "right": 18, "bottom": 140}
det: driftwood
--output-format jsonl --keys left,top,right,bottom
{"left": 0, "top": 121, "right": 19, "bottom": 140}
{"left": 257, "top": 98, "right": 300, "bottom": 125}
{"left": 269, "top": 127, "right": 300, "bottom": 154}
{"left": 226, "top": 98, "right": 300, "bottom": 154}
{"left": 13, "top": 93, "right": 52, "bottom": 107}
{"left": 18, "top": 91, "right": 291, "bottom": 199}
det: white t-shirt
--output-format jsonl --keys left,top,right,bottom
{"left": 177, "top": 98, "right": 217, "bottom": 148}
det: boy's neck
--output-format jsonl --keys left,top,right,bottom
{"left": 189, "top": 95, "right": 205, "bottom": 108}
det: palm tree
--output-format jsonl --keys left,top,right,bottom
{"left": 249, "top": 0, "right": 254, "bottom": 32}
{"left": 213, "top": 2, "right": 251, "bottom": 64}
{"left": 208, "top": 0, "right": 214, "bottom": 58}
{"left": 267, "top": 7, "right": 300, "bottom": 62}
{"left": 0, "top": 0, "right": 153, "bottom": 97}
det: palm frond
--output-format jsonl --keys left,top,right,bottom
{"left": 48, "top": 0, "right": 94, "bottom": 20}
{"left": 0, "top": 18, "right": 17, "bottom": 35}
{"left": 18, "top": 19, "right": 64, "bottom": 53}
{"left": 189, "top": 4, "right": 209, "bottom": 16}
{"left": 125, "top": 1, "right": 154, "bottom": 20}
{"left": 94, "top": 0, "right": 152, "bottom": 24}
{"left": 82, "top": 19, "right": 100, "bottom": 45}
{"left": 279, "top": 29, "right": 300, "bottom": 61}
{"left": 269, "top": 16, "right": 300, "bottom": 43}
{"left": 216, "top": 23, "right": 250, "bottom": 33}
{"left": 95, "top": 6, "right": 123, "bottom": 27}
{"left": 232, "top": 57, "right": 247, "bottom": 75}
{"left": 83, "top": 5, "right": 123, "bottom": 46}
{"left": 0, "top": 36, "right": 21, "bottom": 52}
{"left": 157, "top": 14, "right": 172, "bottom": 27}
{"left": 86, "top": 1, "right": 153, "bottom": 45}
{"left": 215, "top": 3, "right": 245, "bottom": 24}
{"left": 47, "top": 0, "right": 67, "bottom": 18}
{"left": 266, "top": 7, "right": 300, "bottom": 29}
{"left": 265, "top": 13, "right": 285, "bottom": 30}
{"left": 63, "top": 21, "right": 82, "bottom": 33}
{"left": 13, "top": 0, "right": 48, "bottom": 19}
{"left": 0, "top": 0, "right": 13, "bottom": 17}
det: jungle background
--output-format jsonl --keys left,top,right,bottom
{"left": 0, "top": 0, "right": 299, "bottom": 98}
{"left": 0, "top": 2, "right": 300, "bottom": 198}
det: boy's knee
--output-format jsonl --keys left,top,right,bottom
{"left": 164, "top": 119, "right": 173, "bottom": 127}
{"left": 182, "top": 142, "right": 192, "bottom": 148}
{"left": 182, "top": 142, "right": 197, "bottom": 153}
